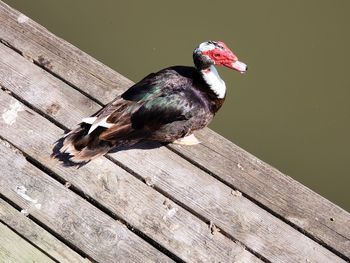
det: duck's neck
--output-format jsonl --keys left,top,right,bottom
{"left": 200, "top": 65, "right": 226, "bottom": 99}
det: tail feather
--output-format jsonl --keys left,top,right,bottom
{"left": 52, "top": 124, "right": 111, "bottom": 166}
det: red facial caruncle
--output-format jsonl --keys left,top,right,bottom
{"left": 202, "top": 41, "right": 247, "bottom": 73}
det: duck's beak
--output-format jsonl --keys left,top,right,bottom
{"left": 221, "top": 49, "right": 248, "bottom": 73}
{"left": 229, "top": 60, "right": 248, "bottom": 73}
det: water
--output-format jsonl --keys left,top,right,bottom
{"left": 4, "top": 0, "right": 349, "bottom": 211}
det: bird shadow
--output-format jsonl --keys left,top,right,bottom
{"left": 52, "top": 138, "right": 166, "bottom": 168}
{"left": 108, "top": 140, "right": 166, "bottom": 153}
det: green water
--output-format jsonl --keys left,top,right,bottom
{"left": 4, "top": 0, "right": 349, "bottom": 211}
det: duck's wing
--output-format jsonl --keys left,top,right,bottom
{"left": 89, "top": 67, "right": 205, "bottom": 141}
{"left": 82, "top": 72, "right": 160, "bottom": 135}
{"left": 99, "top": 90, "right": 202, "bottom": 141}
{"left": 52, "top": 68, "right": 205, "bottom": 165}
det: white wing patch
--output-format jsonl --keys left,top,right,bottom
{"left": 82, "top": 116, "right": 114, "bottom": 134}
{"left": 82, "top": 117, "right": 97, "bottom": 124}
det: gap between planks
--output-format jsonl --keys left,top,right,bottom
{"left": 0, "top": 138, "right": 177, "bottom": 263}
{"left": 0, "top": 219, "right": 59, "bottom": 263}
{"left": 0, "top": 197, "right": 90, "bottom": 263}
{"left": 0, "top": 136, "right": 185, "bottom": 263}
{"left": 0, "top": 221, "right": 56, "bottom": 263}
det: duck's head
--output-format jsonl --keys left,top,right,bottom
{"left": 193, "top": 40, "right": 247, "bottom": 73}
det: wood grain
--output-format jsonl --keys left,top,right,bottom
{"left": 0, "top": 138, "right": 173, "bottom": 263}
{"left": 0, "top": 0, "right": 349, "bottom": 260}
{"left": 0, "top": 198, "right": 89, "bottom": 263}
{"left": 0, "top": 59, "right": 261, "bottom": 263}
{"left": 171, "top": 128, "right": 350, "bottom": 257}
{"left": 0, "top": 42, "right": 346, "bottom": 263}
{"left": 1, "top": 3, "right": 348, "bottom": 258}
{"left": 0, "top": 1, "right": 133, "bottom": 104}
{"left": 0, "top": 222, "right": 55, "bottom": 263}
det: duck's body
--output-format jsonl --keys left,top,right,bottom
{"left": 52, "top": 41, "right": 247, "bottom": 165}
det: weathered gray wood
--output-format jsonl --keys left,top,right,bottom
{"left": 0, "top": 1, "right": 132, "bottom": 104}
{"left": 0, "top": 66, "right": 261, "bottom": 263}
{"left": 0, "top": 198, "right": 89, "bottom": 263}
{"left": 0, "top": 3, "right": 350, "bottom": 257}
{"left": 0, "top": 43, "right": 345, "bottom": 263}
{"left": 0, "top": 139, "right": 173, "bottom": 263}
{"left": 171, "top": 129, "right": 350, "bottom": 255}
{"left": 0, "top": 222, "right": 55, "bottom": 263}
{"left": 1, "top": 2, "right": 348, "bottom": 259}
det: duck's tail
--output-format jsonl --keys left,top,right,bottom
{"left": 51, "top": 123, "right": 112, "bottom": 166}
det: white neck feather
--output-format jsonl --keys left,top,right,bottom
{"left": 201, "top": 65, "right": 226, "bottom": 99}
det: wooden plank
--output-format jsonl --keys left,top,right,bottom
{"left": 0, "top": 139, "right": 173, "bottom": 263}
{"left": 171, "top": 129, "right": 350, "bottom": 255}
{"left": 0, "top": 1, "right": 132, "bottom": 104}
{"left": 1, "top": 2, "right": 348, "bottom": 258}
{"left": 0, "top": 41, "right": 345, "bottom": 263}
{"left": 0, "top": 222, "right": 55, "bottom": 263}
{"left": 0, "top": 53, "right": 262, "bottom": 263}
{"left": 0, "top": 198, "right": 89, "bottom": 263}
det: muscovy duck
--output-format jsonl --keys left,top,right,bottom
{"left": 52, "top": 40, "right": 247, "bottom": 164}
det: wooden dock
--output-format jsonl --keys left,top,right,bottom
{"left": 0, "top": 2, "right": 349, "bottom": 262}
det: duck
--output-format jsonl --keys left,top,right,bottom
{"left": 52, "top": 40, "right": 247, "bottom": 165}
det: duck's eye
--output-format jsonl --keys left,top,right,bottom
{"left": 214, "top": 53, "right": 221, "bottom": 58}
